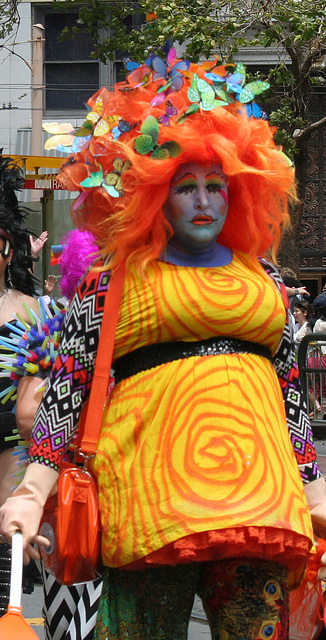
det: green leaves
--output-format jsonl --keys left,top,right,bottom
{"left": 50, "top": 0, "right": 326, "bottom": 161}
{"left": 52, "top": 0, "right": 326, "bottom": 70}
{"left": 0, "top": 0, "right": 20, "bottom": 39}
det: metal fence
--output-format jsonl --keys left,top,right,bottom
{"left": 298, "top": 333, "right": 326, "bottom": 436}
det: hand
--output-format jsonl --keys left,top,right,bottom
{"left": 44, "top": 274, "right": 57, "bottom": 295}
{"left": 286, "top": 285, "right": 310, "bottom": 297}
{"left": 30, "top": 230, "right": 48, "bottom": 259}
{"left": 0, "top": 494, "right": 50, "bottom": 564}
{"left": 305, "top": 478, "right": 326, "bottom": 581}
{"left": 309, "top": 504, "right": 326, "bottom": 581}
{"left": 309, "top": 502, "right": 326, "bottom": 541}
{"left": 0, "top": 463, "right": 58, "bottom": 564}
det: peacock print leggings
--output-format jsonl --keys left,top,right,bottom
{"left": 94, "top": 558, "right": 289, "bottom": 640}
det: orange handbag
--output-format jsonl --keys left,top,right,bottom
{"left": 39, "top": 463, "right": 102, "bottom": 585}
{"left": 39, "top": 264, "right": 125, "bottom": 585}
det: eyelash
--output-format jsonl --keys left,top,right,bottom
{"left": 207, "top": 183, "right": 224, "bottom": 193}
{"left": 175, "top": 184, "right": 196, "bottom": 194}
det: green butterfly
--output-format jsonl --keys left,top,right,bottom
{"left": 135, "top": 116, "right": 182, "bottom": 158}
{"left": 230, "top": 62, "right": 269, "bottom": 103}
{"left": 213, "top": 87, "right": 234, "bottom": 104}
{"left": 239, "top": 81, "right": 270, "bottom": 104}
{"left": 80, "top": 164, "right": 120, "bottom": 198}
{"left": 177, "top": 103, "right": 200, "bottom": 124}
{"left": 75, "top": 120, "right": 94, "bottom": 137}
{"left": 234, "top": 63, "right": 246, "bottom": 85}
{"left": 134, "top": 116, "right": 159, "bottom": 154}
{"left": 188, "top": 74, "right": 228, "bottom": 110}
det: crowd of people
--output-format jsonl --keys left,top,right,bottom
{"left": 0, "top": 51, "right": 326, "bottom": 640}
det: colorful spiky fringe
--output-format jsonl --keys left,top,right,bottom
{"left": 0, "top": 297, "right": 66, "bottom": 395}
{"left": 5, "top": 431, "right": 31, "bottom": 493}
{"left": 0, "top": 297, "right": 66, "bottom": 489}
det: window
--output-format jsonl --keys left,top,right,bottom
{"left": 33, "top": 4, "right": 144, "bottom": 113}
{"left": 43, "top": 11, "right": 99, "bottom": 110}
{"left": 113, "top": 11, "right": 145, "bottom": 83}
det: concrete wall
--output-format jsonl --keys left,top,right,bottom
{"left": 0, "top": 2, "right": 33, "bottom": 154}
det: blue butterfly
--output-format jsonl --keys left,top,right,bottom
{"left": 153, "top": 50, "right": 190, "bottom": 94}
{"left": 204, "top": 72, "right": 225, "bottom": 83}
{"left": 162, "top": 39, "right": 173, "bottom": 55}
{"left": 245, "top": 102, "right": 268, "bottom": 119}
{"left": 152, "top": 56, "right": 168, "bottom": 81}
{"left": 225, "top": 73, "right": 243, "bottom": 94}
{"left": 112, "top": 120, "right": 132, "bottom": 140}
{"left": 56, "top": 135, "right": 92, "bottom": 154}
{"left": 124, "top": 57, "right": 153, "bottom": 73}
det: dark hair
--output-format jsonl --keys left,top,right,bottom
{"left": 282, "top": 275, "right": 300, "bottom": 288}
{"left": 0, "top": 153, "right": 36, "bottom": 296}
{"left": 294, "top": 300, "right": 312, "bottom": 320}
{"left": 307, "top": 295, "right": 326, "bottom": 329}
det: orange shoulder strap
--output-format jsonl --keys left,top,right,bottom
{"left": 79, "top": 262, "right": 126, "bottom": 454}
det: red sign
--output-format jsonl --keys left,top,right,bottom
{"left": 24, "top": 175, "right": 66, "bottom": 190}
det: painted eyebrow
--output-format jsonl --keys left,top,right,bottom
{"left": 205, "top": 172, "right": 226, "bottom": 182}
{"left": 172, "top": 173, "right": 197, "bottom": 187}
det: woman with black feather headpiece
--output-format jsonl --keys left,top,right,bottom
{"left": 0, "top": 153, "right": 38, "bottom": 616}
{"left": 0, "top": 153, "right": 37, "bottom": 296}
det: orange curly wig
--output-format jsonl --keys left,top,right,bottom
{"left": 57, "top": 60, "right": 296, "bottom": 273}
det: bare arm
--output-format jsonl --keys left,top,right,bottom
{"left": 16, "top": 376, "right": 43, "bottom": 440}
{"left": 285, "top": 285, "right": 309, "bottom": 297}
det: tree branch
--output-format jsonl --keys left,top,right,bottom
{"left": 0, "top": 45, "right": 32, "bottom": 70}
{"left": 293, "top": 115, "right": 326, "bottom": 140}
{"left": 301, "top": 41, "right": 326, "bottom": 77}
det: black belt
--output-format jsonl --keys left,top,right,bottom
{"left": 113, "top": 336, "right": 272, "bottom": 384}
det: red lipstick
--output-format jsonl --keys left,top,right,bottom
{"left": 191, "top": 215, "right": 214, "bottom": 225}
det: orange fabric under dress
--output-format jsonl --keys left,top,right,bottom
{"left": 91, "top": 252, "right": 314, "bottom": 571}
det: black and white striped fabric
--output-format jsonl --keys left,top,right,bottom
{"left": 41, "top": 566, "right": 102, "bottom": 640}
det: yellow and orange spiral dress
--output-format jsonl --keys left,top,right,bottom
{"left": 92, "top": 252, "right": 314, "bottom": 570}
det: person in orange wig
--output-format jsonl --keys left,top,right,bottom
{"left": 1, "top": 52, "right": 326, "bottom": 640}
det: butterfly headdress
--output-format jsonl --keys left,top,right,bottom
{"left": 43, "top": 52, "right": 271, "bottom": 203}
{"left": 44, "top": 51, "right": 295, "bottom": 272}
